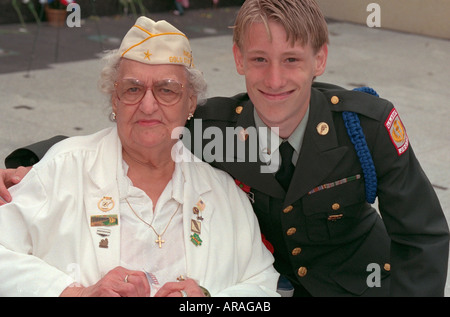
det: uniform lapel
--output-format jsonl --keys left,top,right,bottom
{"left": 285, "top": 88, "right": 348, "bottom": 205}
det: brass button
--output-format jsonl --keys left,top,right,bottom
{"left": 384, "top": 263, "right": 391, "bottom": 271}
{"left": 331, "top": 96, "right": 340, "bottom": 104}
{"left": 332, "top": 203, "right": 340, "bottom": 210}
{"left": 283, "top": 205, "right": 293, "bottom": 213}
{"left": 292, "top": 247, "right": 302, "bottom": 256}
{"left": 316, "top": 122, "right": 329, "bottom": 135}
{"left": 286, "top": 227, "right": 297, "bottom": 236}
{"left": 235, "top": 106, "right": 243, "bottom": 114}
{"left": 297, "top": 266, "right": 307, "bottom": 277}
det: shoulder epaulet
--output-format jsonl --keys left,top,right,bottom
{"left": 315, "top": 82, "right": 391, "bottom": 121}
{"left": 195, "top": 93, "right": 250, "bottom": 123}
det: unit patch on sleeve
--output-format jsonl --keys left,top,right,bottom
{"left": 384, "top": 108, "right": 409, "bottom": 155}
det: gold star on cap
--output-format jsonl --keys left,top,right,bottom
{"left": 144, "top": 50, "right": 152, "bottom": 60}
{"left": 119, "top": 16, "right": 193, "bottom": 68}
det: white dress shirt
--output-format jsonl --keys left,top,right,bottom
{"left": 254, "top": 106, "right": 310, "bottom": 170}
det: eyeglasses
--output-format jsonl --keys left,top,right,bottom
{"left": 114, "top": 78, "right": 184, "bottom": 106}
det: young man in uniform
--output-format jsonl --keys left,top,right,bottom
{"left": 1, "top": 0, "right": 448, "bottom": 296}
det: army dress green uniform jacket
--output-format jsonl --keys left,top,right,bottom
{"left": 185, "top": 82, "right": 449, "bottom": 297}
{"left": 5, "top": 82, "right": 449, "bottom": 296}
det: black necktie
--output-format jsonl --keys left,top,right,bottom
{"left": 275, "top": 141, "right": 295, "bottom": 191}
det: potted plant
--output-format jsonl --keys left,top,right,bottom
{"left": 45, "top": 0, "right": 76, "bottom": 27}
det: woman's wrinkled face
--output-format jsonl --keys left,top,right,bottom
{"left": 112, "top": 59, "right": 197, "bottom": 155}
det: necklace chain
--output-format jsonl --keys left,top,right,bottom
{"left": 125, "top": 198, "right": 180, "bottom": 248}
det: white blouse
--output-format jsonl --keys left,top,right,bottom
{"left": 119, "top": 160, "right": 186, "bottom": 296}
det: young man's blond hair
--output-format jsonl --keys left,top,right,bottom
{"left": 233, "top": 0, "right": 329, "bottom": 53}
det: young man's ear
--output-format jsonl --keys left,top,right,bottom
{"left": 232, "top": 43, "right": 245, "bottom": 75}
{"left": 313, "top": 44, "right": 328, "bottom": 77}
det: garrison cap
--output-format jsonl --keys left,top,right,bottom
{"left": 119, "top": 16, "right": 193, "bottom": 68}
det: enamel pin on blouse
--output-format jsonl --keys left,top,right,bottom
{"left": 190, "top": 199, "right": 205, "bottom": 246}
{"left": 98, "top": 196, "right": 115, "bottom": 212}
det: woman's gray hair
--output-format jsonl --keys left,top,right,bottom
{"left": 98, "top": 49, "right": 208, "bottom": 105}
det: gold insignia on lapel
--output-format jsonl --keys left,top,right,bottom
{"left": 98, "top": 196, "right": 115, "bottom": 212}
{"left": 316, "top": 122, "right": 329, "bottom": 136}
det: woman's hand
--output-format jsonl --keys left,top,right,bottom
{"left": 0, "top": 166, "right": 31, "bottom": 206}
{"left": 60, "top": 266, "right": 150, "bottom": 297}
{"left": 154, "top": 278, "right": 206, "bottom": 297}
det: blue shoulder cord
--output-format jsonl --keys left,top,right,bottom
{"left": 342, "top": 87, "right": 379, "bottom": 204}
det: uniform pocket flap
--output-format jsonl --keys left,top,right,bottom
{"left": 302, "top": 175, "right": 365, "bottom": 216}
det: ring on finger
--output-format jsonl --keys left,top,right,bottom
{"left": 180, "top": 290, "right": 188, "bottom": 297}
{"left": 124, "top": 274, "right": 129, "bottom": 283}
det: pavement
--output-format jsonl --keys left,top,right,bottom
{"left": 0, "top": 6, "right": 450, "bottom": 296}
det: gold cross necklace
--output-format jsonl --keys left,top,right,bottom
{"left": 125, "top": 198, "right": 181, "bottom": 248}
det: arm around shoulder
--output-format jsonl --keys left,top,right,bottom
{"left": 0, "top": 167, "right": 75, "bottom": 296}
{"left": 5, "top": 135, "right": 68, "bottom": 168}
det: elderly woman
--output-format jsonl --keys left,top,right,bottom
{"left": 0, "top": 17, "right": 279, "bottom": 297}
